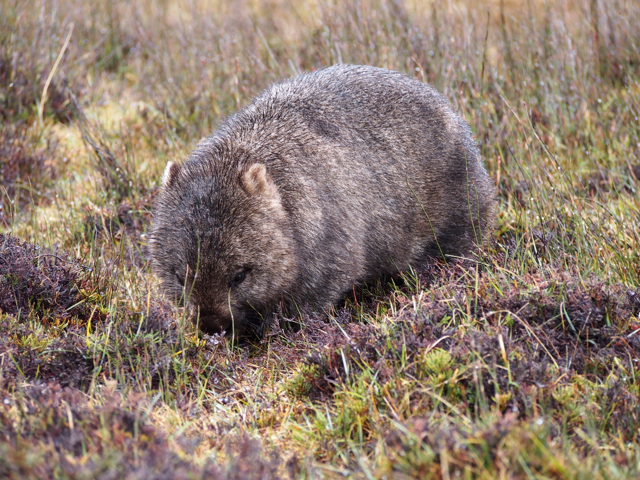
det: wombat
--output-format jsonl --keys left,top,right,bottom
{"left": 149, "top": 64, "right": 494, "bottom": 337}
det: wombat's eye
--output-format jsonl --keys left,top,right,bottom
{"left": 175, "top": 273, "right": 185, "bottom": 287}
{"left": 231, "top": 269, "right": 249, "bottom": 287}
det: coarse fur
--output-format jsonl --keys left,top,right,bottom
{"left": 149, "top": 64, "right": 495, "bottom": 337}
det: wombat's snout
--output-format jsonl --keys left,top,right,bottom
{"left": 193, "top": 309, "right": 233, "bottom": 336}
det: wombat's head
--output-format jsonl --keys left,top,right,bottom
{"left": 149, "top": 157, "right": 297, "bottom": 337}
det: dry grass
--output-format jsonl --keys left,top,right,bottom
{"left": 1, "top": 0, "right": 640, "bottom": 478}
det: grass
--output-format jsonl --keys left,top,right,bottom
{"left": 1, "top": 0, "right": 640, "bottom": 477}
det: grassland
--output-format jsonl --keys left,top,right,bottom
{"left": 1, "top": 0, "right": 640, "bottom": 478}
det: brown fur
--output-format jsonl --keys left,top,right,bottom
{"left": 148, "top": 65, "right": 495, "bottom": 336}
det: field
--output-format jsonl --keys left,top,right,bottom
{"left": 1, "top": 0, "right": 640, "bottom": 478}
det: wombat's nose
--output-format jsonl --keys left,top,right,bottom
{"left": 195, "top": 311, "right": 232, "bottom": 335}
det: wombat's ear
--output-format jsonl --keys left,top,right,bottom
{"left": 241, "top": 164, "right": 278, "bottom": 198}
{"left": 161, "top": 161, "right": 181, "bottom": 188}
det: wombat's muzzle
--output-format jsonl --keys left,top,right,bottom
{"left": 189, "top": 305, "right": 233, "bottom": 336}
{"left": 195, "top": 312, "right": 232, "bottom": 335}
{"left": 194, "top": 307, "right": 264, "bottom": 338}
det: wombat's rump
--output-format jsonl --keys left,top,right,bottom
{"left": 149, "top": 64, "right": 494, "bottom": 336}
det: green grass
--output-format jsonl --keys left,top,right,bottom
{"left": 1, "top": 0, "right": 640, "bottom": 478}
